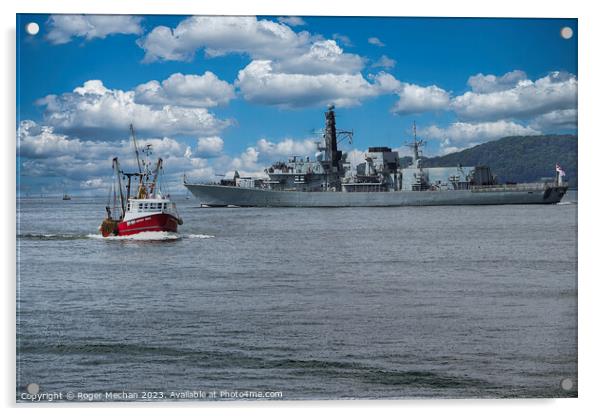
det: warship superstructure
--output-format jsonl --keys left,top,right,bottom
{"left": 184, "top": 106, "right": 568, "bottom": 207}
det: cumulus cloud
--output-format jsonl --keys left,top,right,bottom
{"left": 529, "top": 109, "right": 578, "bottom": 132}
{"left": 230, "top": 147, "right": 260, "bottom": 172}
{"left": 18, "top": 120, "right": 85, "bottom": 158}
{"left": 423, "top": 120, "right": 541, "bottom": 143}
{"left": 46, "top": 14, "right": 143, "bottom": 45}
{"left": 391, "top": 83, "right": 451, "bottom": 115}
{"left": 236, "top": 61, "right": 397, "bottom": 108}
{"left": 137, "top": 15, "right": 368, "bottom": 77}
{"left": 134, "top": 72, "right": 235, "bottom": 108}
{"left": 256, "top": 138, "right": 317, "bottom": 158}
{"left": 277, "top": 16, "right": 306, "bottom": 27}
{"left": 36, "top": 80, "right": 231, "bottom": 139}
{"left": 372, "top": 55, "right": 396, "bottom": 69}
{"left": 138, "top": 16, "right": 311, "bottom": 62}
{"left": 368, "top": 37, "right": 385, "bottom": 47}
{"left": 271, "top": 40, "right": 364, "bottom": 75}
{"left": 452, "top": 71, "right": 578, "bottom": 121}
{"left": 196, "top": 136, "right": 224, "bottom": 157}
{"left": 332, "top": 33, "right": 353, "bottom": 47}
{"left": 466, "top": 70, "right": 527, "bottom": 93}
{"left": 18, "top": 120, "right": 217, "bottom": 192}
{"left": 137, "top": 16, "right": 411, "bottom": 109}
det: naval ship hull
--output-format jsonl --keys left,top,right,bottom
{"left": 185, "top": 183, "right": 568, "bottom": 207}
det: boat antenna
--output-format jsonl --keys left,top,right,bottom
{"left": 130, "top": 124, "right": 143, "bottom": 174}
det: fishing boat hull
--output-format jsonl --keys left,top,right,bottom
{"left": 100, "top": 213, "right": 179, "bottom": 237}
{"left": 117, "top": 213, "right": 179, "bottom": 236}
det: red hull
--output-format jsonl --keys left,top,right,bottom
{"left": 116, "top": 213, "right": 179, "bottom": 236}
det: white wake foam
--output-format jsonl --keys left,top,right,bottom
{"left": 186, "top": 234, "right": 215, "bottom": 239}
{"left": 87, "top": 232, "right": 215, "bottom": 241}
{"left": 87, "top": 231, "right": 181, "bottom": 241}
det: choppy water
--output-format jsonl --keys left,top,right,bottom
{"left": 16, "top": 192, "right": 578, "bottom": 401}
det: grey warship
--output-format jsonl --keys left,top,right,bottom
{"left": 184, "top": 106, "right": 568, "bottom": 207}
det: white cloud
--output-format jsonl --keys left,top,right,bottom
{"left": 134, "top": 72, "right": 235, "bottom": 108}
{"left": 372, "top": 55, "right": 396, "bottom": 69}
{"left": 18, "top": 120, "right": 84, "bottom": 158}
{"left": 256, "top": 138, "right": 317, "bottom": 158}
{"left": 277, "top": 16, "right": 306, "bottom": 27}
{"left": 452, "top": 71, "right": 578, "bottom": 121}
{"left": 36, "top": 80, "right": 232, "bottom": 139}
{"left": 18, "top": 120, "right": 217, "bottom": 191}
{"left": 332, "top": 33, "right": 353, "bottom": 47}
{"left": 272, "top": 39, "right": 364, "bottom": 75}
{"left": 138, "top": 16, "right": 366, "bottom": 77}
{"left": 423, "top": 120, "right": 541, "bottom": 143}
{"left": 391, "top": 83, "right": 451, "bottom": 115}
{"left": 46, "top": 14, "right": 143, "bottom": 45}
{"left": 466, "top": 70, "right": 527, "bottom": 93}
{"left": 529, "top": 109, "right": 578, "bottom": 132}
{"left": 138, "top": 16, "right": 311, "bottom": 62}
{"left": 80, "top": 178, "right": 109, "bottom": 189}
{"left": 369, "top": 72, "right": 403, "bottom": 93}
{"left": 236, "top": 61, "right": 399, "bottom": 108}
{"left": 368, "top": 37, "right": 385, "bottom": 47}
{"left": 230, "top": 147, "right": 260, "bottom": 171}
{"left": 196, "top": 136, "right": 224, "bottom": 157}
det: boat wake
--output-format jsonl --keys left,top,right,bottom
{"left": 18, "top": 233, "right": 86, "bottom": 241}
{"left": 87, "top": 231, "right": 181, "bottom": 241}
{"left": 88, "top": 232, "right": 214, "bottom": 241}
{"left": 19, "top": 232, "right": 215, "bottom": 241}
{"left": 557, "top": 201, "right": 577, "bottom": 205}
{"left": 186, "top": 234, "right": 215, "bottom": 239}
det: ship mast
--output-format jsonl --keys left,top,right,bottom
{"left": 406, "top": 121, "right": 426, "bottom": 169}
{"left": 322, "top": 105, "right": 353, "bottom": 168}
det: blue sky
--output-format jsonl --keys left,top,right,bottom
{"left": 16, "top": 14, "right": 577, "bottom": 195}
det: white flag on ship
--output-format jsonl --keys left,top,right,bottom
{"left": 556, "top": 163, "right": 566, "bottom": 177}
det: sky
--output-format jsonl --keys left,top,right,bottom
{"left": 16, "top": 14, "right": 578, "bottom": 195}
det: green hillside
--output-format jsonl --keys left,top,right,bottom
{"left": 416, "top": 135, "right": 578, "bottom": 188}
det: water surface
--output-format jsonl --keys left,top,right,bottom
{"left": 16, "top": 192, "right": 578, "bottom": 400}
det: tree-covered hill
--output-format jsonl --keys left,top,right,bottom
{"left": 413, "top": 135, "right": 578, "bottom": 188}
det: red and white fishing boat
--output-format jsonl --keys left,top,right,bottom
{"left": 100, "top": 125, "right": 183, "bottom": 237}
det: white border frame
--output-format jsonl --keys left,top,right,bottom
{"left": 3, "top": 1, "right": 599, "bottom": 415}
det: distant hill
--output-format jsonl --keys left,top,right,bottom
{"left": 409, "top": 135, "right": 577, "bottom": 188}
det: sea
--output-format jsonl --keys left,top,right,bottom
{"left": 16, "top": 191, "right": 578, "bottom": 401}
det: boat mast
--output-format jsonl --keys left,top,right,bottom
{"left": 149, "top": 158, "right": 163, "bottom": 197}
{"left": 112, "top": 157, "right": 126, "bottom": 218}
{"left": 130, "top": 124, "right": 143, "bottom": 174}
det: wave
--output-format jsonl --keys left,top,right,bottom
{"left": 557, "top": 201, "right": 577, "bottom": 205}
{"left": 18, "top": 341, "right": 490, "bottom": 389}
